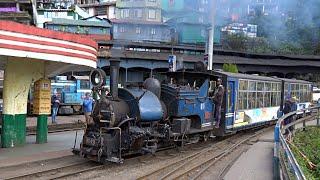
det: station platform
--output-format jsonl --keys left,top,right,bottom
{"left": 224, "top": 130, "right": 274, "bottom": 180}
{"left": 0, "top": 130, "right": 83, "bottom": 167}
{"left": 26, "top": 115, "right": 86, "bottom": 134}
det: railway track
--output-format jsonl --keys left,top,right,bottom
{"left": 5, "top": 161, "right": 104, "bottom": 180}
{"left": 137, "top": 127, "right": 272, "bottom": 180}
{"left": 2, "top": 127, "right": 272, "bottom": 180}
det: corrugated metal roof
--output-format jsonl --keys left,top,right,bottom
{"left": 277, "top": 78, "right": 312, "bottom": 84}
{"left": 214, "top": 71, "right": 282, "bottom": 82}
{"left": 77, "top": 2, "right": 116, "bottom": 8}
{"left": 46, "top": 18, "right": 111, "bottom": 27}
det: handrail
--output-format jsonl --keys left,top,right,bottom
{"left": 274, "top": 106, "right": 320, "bottom": 180}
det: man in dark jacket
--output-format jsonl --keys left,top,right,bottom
{"left": 213, "top": 79, "right": 224, "bottom": 128}
{"left": 51, "top": 94, "right": 60, "bottom": 124}
{"left": 283, "top": 98, "right": 292, "bottom": 126}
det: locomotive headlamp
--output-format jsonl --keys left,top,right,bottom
{"left": 90, "top": 69, "right": 107, "bottom": 88}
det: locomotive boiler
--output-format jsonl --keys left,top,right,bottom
{"left": 78, "top": 60, "right": 219, "bottom": 163}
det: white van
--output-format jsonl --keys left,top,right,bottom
{"left": 312, "top": 87, "right": 320, "bottom": 103}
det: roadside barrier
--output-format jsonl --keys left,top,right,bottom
{"left": 273, "top": 106, "right": 320, "bottom": 180}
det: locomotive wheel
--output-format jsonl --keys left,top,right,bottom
{"left": 201, "top": 132, "right": 211, "bottom": 142}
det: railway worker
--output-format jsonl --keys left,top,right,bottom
{"left": 83, "top": 92, "right": 93, "bottom": 124}
{"left": 213, "top": 78, "right": 224, "bottom": 128}
{"left": 289, "top": 96, "right": 298, "bottom": 131}
{"left": 283, "top": 97, "right": 292, "bottom": 125}
{"left": 51, "top": 94, "right": 60, "bottom": 124}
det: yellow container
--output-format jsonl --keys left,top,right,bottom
{"left": 33, "top": 78, "right": 51, "bottom": 115}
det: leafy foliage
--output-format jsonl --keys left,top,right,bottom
{"left": 222, "top": 63, "right": 238, "bottom": 73}
{"left": 291, "top": 127, "right": 320, "bottom": 179}
{"left": 223, "top": 0, "right": 320, "bottom": 55}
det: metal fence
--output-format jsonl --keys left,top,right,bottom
{"left": 273, "top": 107, "right": 320, "bottom": 180}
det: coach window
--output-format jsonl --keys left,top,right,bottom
{"left": 271, "top": 83, "right": 277, "bottom": 106}
{"left": 257, "top": 82, "right": 264, "bottom": 107}
{"left": 284, "top": 83, "right": 289, "bottom": 100}
{"left": 264, "top": 82, "right": 271, "bottom": 107}
{"left": 307, "top": 84, "right": 312, "bottom": 101}
{"left": 276, "top": 83, "right": 281, "bottom": 106}
{"left": 248, "top": 81, "right": 256, "bottom": 109}
{"left": 290, "top": 84, "right": 296, "bottom": 99}
{"left": 238, "top": 80, "right": 248, "bottom": 110}
{"left": 300, "top": 84, "right": 305, "bottom": 102}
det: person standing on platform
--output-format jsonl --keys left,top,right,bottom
{"left": 283, "top": 97, "right": 292, "bottom": 126}
{"left": 83, "top": 92, "right": 93, "bottom": 125}
{"left": 51, "top": 94, "right": 60, "bottom": 124}
{"left": 213, "top": 78, "right": 225, "bottom": 128}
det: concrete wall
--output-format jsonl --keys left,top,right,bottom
{"left": 3, "top": 58, "right": 44, "bottom": 115}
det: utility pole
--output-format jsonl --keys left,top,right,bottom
{"left": 207, "top": 0, "right": 216, "bottom": 71}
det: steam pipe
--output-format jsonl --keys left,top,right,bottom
{"left": 110, "top": 60, "right": 120, "bottom": 100}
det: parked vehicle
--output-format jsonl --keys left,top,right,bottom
{"left": 312, "top": 87, "right": 320, "bottom": 103}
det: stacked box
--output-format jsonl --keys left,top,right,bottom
{"left": 33, "top": 79, "right": 51, "bottom": 115}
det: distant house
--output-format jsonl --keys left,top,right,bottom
{"left": 77, "top": 1, "right": 117, "bottom": 19}
{"left": 111, "top": 19, "right": 171, "bottom": 43}
{"left": 116, "top": 0, "right": 162, "bottom": 23}
{"left": 112, "top": 0, "right": 171, "bottom": 43}
{"left": 37, "top": 0, "right": 74, "bottom": 9}
{"left": 222, "top": 23, "right": 257, "bottom": 38}
{"left": 0, "top": 0, "right": 34, "bottom": 24}
{"left": 161, "top": 0, "right": 210, "bottom": 44}
{"left": 248, "top": 0, "right": 280, "bottom": 16}
{"left": 36, "top": 4, "right": 90, "bottom": 28}
{"left": 44, "top": 18, "right": 112, "bottom": 42}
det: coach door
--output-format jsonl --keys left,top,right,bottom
{"left": 226, "top": 80, "right": 236, "bottom": 129}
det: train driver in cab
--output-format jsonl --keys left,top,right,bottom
{"left": 213, "top": 78, "right": 224, "bottom": 128}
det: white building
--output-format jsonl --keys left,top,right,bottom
{"left": 222, "top": 23, "right": 258, "bottom": 38}
{"left": 77, "top": 0, "right": 116, "bottom": 19}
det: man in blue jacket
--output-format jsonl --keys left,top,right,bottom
{"left": 83, "top": 92, "right": 93, "bottom": 124}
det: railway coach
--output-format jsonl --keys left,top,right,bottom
{"left": 212, "top": 71, "right": 312, "bottom": 136}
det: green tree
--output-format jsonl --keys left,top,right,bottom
{"left": 223, "top": 63, "right": 238, "bottom": 73}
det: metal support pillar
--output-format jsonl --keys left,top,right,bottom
{"left": 125, "top": 68, "right": 128, "bottom": 83}
{"left": 302, "top": 111, "right": 306, "bottom": 131}
{"left": 317, "top": 108, "right": 320, "bottom": 126}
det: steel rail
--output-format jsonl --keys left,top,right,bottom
{"left": 176, "top": 128, "right": 269, "bottom": 180}
{"left": 137, "top": 128, "right": 268, "bottom": 180}
{"left": 5, "top": 161, "right": 98, "bottom": 180}
{"left": 136, "top": 136, "right": 239, "bottom": 180}
{"left": 50, "top": 164, "right": 105, "bottom": 179}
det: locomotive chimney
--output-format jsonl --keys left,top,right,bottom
{"left": 110, "top": 59, "right": 120, "bottom": 100}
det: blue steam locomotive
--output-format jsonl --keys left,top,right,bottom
{"left": 78, "top": 61, "right": 312, "bottom": 163}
